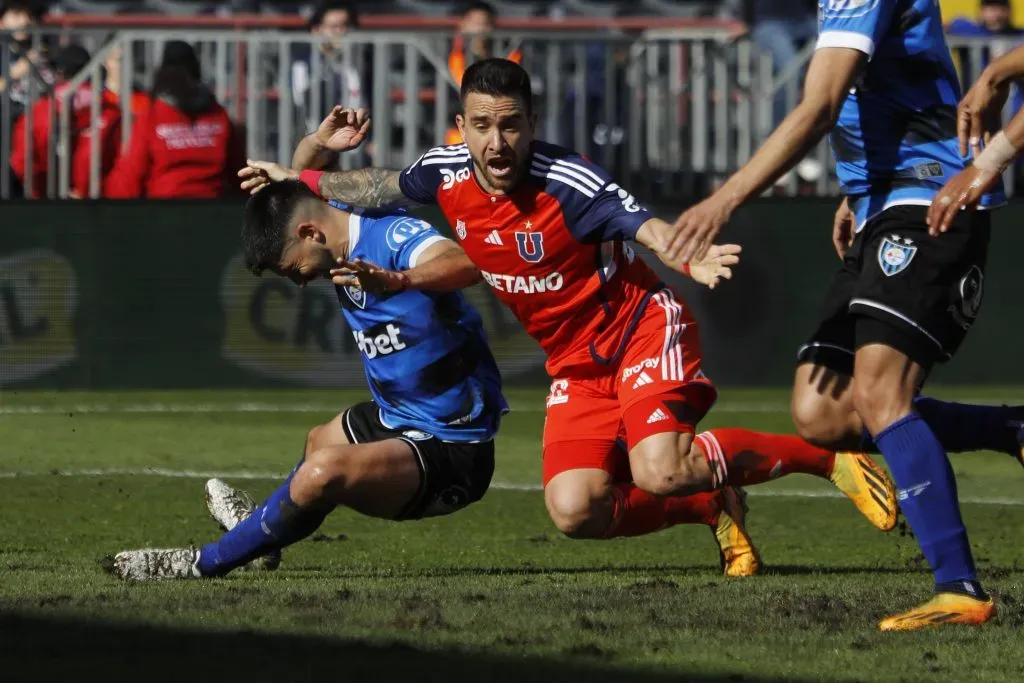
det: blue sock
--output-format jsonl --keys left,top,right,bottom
{"left": 873, "top": 413, "right": 982, "bottom": 594}
{"left": 196, "top": 479, "right": 327, "bottom": 577}
{"left": 913, "top": 396, "right": 1022, "bottom": 454}
{"left": 858, "top": 397, "right": 1022, "bottom": 455}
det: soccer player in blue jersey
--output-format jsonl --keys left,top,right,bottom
{"left": 665, "top": 0, "right": 1022, "bottom": 630}
{"left": 107, "top": 180, "right": 508, "bottom": 580}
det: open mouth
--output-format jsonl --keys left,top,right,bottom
{"left": 486, "top": 157, "right": 514, "bottom": 179}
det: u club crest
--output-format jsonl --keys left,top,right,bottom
{"left": 877, "top": 235, "right": 917, "bottom": 277}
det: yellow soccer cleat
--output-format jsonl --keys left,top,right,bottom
{"left": 879, "top": 592, "right": 996, "bottom": 632}
{"left": 713, "top": 486, "right": 761, "bottom": 577}
{"left": 829, "top": 452, "right": 898, "bottom": 532}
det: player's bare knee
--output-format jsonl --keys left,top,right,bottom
{"left": 544, "top": 483, "right": 613, "bottom": 539}
{"left": 291, "top": 447, "right": 350, "bottom": 505}
{"left": 791, "top": 393, "right": 847, "bottom": 447}
{"left": 851, "top": 376, "right": 912, "bottom": 435}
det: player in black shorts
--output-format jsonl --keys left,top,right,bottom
{"left": 340, "top": 401, "right": 495, "bottom": 521}
{"left": 665, "top": 2, "right": 1023, "bottom": 629}
{"left": 797, "top": 204, "right": 988, "bottom": 386}
{"left": 107, "top": 170, "right": 503, "bottom": 581}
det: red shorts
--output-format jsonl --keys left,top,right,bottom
{"left": 541, "top": 288, "right": 717, "bottom": 486}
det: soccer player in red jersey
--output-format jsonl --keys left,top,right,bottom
{"left": 240, "top": 61, "right": 897, "bottom": 575}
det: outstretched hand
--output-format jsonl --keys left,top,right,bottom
{"left": 331, "top": 258, "right": 409, "bottom": 294}
{"left": 315, "top": 106, "right": 371, "bottom": 153}
{"left": 665, "top": 194, "right": 736, "bottom": 264}
{"left": 659, "top": 243, "right": 742, "bottom": 290}
{"left": 926, "top": 166, "right": 998, "bottom": 236}
{"left": 237, "top": 160, "right": 299, "bottom": 195}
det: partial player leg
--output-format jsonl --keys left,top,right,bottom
{"left": 202, "top": 411, "right": 358, "bottom": 572}
{"left": 793, "top": 361, "right": 1024, "bottom": 462}
{"left": 109, "top": 436, "right": 421, "bottom": 581}
{"left": 792, "top": 272, "right": 1024, "bottom": 463}
{"left": 541, "top": 376, "right": 758, "bottom": 576}
{"left": 542, "top": 444, "right": 759, "bottom": 577}
{"left": 619, "top": 290, "right": 896, "bottom": 530}
{"left": 855, "top": 341, "right": 993, "bottom": 630}
{"left": 849, "top": 205, "right": 994, "bottom": 631}
{"left": 108, "top": 404, "right": 428, "bottom": 581}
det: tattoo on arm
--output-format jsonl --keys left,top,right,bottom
{"left": 318, "top": 168, "right": 410, "bottom": 208}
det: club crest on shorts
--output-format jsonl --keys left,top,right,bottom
{"left": 455, "top": 219, "right": 467, "bottom": 240}
{"left": 878, "top": 235, "right": 917, "bottom": 277}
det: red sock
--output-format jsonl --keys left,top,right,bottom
{"left": 605, "top": 483, "right": 722, "bottom": 538}
{"left": 695, "top": 428, "right": 836, "bottom": 488}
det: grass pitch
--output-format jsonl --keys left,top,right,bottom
{"left": 2, "top": 387, "right": 1024, "bottom": 682}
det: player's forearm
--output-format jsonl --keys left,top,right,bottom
{"left": 291, "top": 133, "right": 338, "bottom": 171}
{"left": 316, "top": 168, "right": 411, "bottom": 209}
{"left": 403, "top": 248, "right": 482, "bottom": 291}
{"left": 1003, "top": 110, "right": 1024, "bottom": 151}
{"left": 716, "top": 101, "right": 834, "bottom": 208}
{"left": 980, "top": 44, "right": 1024, "bottom": 87}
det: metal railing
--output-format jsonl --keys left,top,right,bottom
{"left": 2, "top": 28, "right": 1022, "bottom": 201}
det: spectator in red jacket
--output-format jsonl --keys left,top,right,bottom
{"left": 10, "top": 44, "right": 122, "bottom": 199}
{"left": 105, "top": 41, "right": 245, "bottom": 199}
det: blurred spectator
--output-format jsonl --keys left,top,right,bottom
{"left": 0, "top": 0, "right": 55, "bottom": 121}
{"left": 104, "top": 42, "right": 149, "bottom": 127}
{"left": 291, "top": 1, "right": 366, "bottom": 128}
{"left": 742, "top": 0, "right": 823, "bottom": 185}
{"left": 10, "top": 43, "right": 121, "bottom": 199}
{"left": 445, "top": 2, "right": 522, "bottom": 145}
{"left": 947, "top": 0, "right": 1023, "bottom": 74}
{"left": 105, "top": 41, "right": 244, "bottom": 199}
{"left": 948, "top": 0, "right": 1021, "bottom": 36}
{"left": 747, "top": 0, "right": 817, "bottom": 95}
{"left": 947, "top": 0, "right": 1024, "bottom": 192}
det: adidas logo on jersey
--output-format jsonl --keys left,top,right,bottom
{"left": 484, "top": 230, "right": 503, "bottom": 246}
{"left": 646, "top": 408, "right": 669, "bottom": 424}
{"left": 632, "top": 372, "right": 654, "bottom": 389}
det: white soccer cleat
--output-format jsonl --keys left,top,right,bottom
{"left": 204, "top": 478, "right": 281, "bottom": 571}
{"left": 106, "top": 547, "right": 202, "bottom": 582}
{"left": 205, "top": 478, "right": 258, "bottom": 531}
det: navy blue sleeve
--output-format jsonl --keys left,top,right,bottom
{"left": 398, "top": 144, "right": 472, "bottom": 205}
{"left": 533, "top": 150, "right": 653, "bottom": 243}
{"left": 816, "top": 0, "right": 897, "bottom": 59}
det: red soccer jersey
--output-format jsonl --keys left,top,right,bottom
{"left": 399, "top": 141, "right": 663, "bottom": 377}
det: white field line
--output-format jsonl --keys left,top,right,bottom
{"left": 0, "top": 397, "right": 1019, "bottom": 416}
{"left": 0, "top": 467, "right": 1021, "bottom": 506}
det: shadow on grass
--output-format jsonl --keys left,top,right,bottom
{"left": 279, "top": 564, "right": 916, "bottom": 580}
{"left": 0, "top": 610, "right": 805, "bottom": 683}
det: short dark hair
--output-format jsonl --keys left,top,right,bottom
{"left": 460, "top": 58, "right": 532, "bottom": 116}
{"left": 0, "top": 1, "right": 47, "bottom": 21}
{"left": 309, "top": 0, "right": 359, "bottom": 30}
{"left": 460, "top": 1, "right": 496, "bottom": 18}
{"left": 241, "top": 180, "right": 318, "bottom": 275}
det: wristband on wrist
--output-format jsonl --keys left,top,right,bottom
{"left": 681, "top": 263, "right": 691, "bottom": 277}
{"left": 299, "top": 170, "right": 325, "bottom": 197}
{"left": 974, "top": 131, "right": 1019, "bottom": 174}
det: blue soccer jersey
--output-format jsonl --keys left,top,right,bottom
{"left": 329, "top": 202, "right": 508, "bottom": 442}
{"left": 816, "top": 0, "right": 1006, "bottom": 229}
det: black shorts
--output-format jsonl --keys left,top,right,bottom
{"left": 797, "top": 204, "right": 989, "bottom": 375}
{"left": 340, "top": 401, "right": 495, "bottom": 521}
